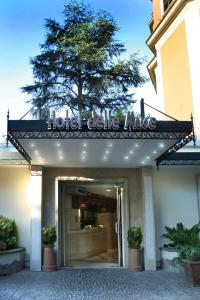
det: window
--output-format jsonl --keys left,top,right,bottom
{"left": 163, "top": 0, "right": 174, "bottom": 11}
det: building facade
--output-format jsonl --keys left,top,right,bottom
{"left": 0, "top": 0, "right": 200, "bottom": 273}
{"left": 147, "top": 0, "right": 200, "bottom": 138}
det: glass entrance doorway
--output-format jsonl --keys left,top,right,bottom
{"left": 59, "top": 181, "right": 123, "bottom": 267}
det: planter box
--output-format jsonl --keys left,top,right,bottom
{"left": 160, "top": 247, "right": 183, "bottom": 273}
{"left": 0, "top": 248, "right": 25, "bottom": 276}
{"left": 183, "top": 260, "right": 200, "bottom": 287}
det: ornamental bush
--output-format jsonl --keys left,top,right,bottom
{"left": 42, "top": 225, "right": 57, "bottom": 246}
{"left": 0, "top": 215, "right": 18, "bottom": 250}
{"left": 163, "top": 222, "right": 200, "bottom": 248}
{"left": 127, "top": 226, "right": 142, "bottom": 248}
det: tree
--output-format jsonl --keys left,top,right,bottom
{"left": 22, "top": 1, "right": 146, "bottom": 116}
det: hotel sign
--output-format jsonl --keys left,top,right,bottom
{"left": 47, "top": 110, "right": 157, "bottom": 131}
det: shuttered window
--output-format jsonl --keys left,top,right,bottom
{"left": 163, "top": 0, "right": 174, "bottom": 11}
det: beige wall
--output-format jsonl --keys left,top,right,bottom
{"left": 160, "top": 21, "right": 193, "bottom": 120}
{"left": 0, "top": 167, "right": 31, "bottom": 262}
{"left": 153, "top": 167, "right": 200, "bottom": 260}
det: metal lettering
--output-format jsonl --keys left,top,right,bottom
{"left": 148, "top": 117, "right": 157, "bottom": 130}
{"left": 70, "top": 117, "right": 78, "bottom": 130}
{"left": 56, "top": 117, "right": 65, "bottom": 130}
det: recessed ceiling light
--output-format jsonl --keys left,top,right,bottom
{"left": 135, "top": 144, "right": 139, "bottom": 148}
{"left": 103, "top": 156, "right": 107, "bottom": 160}
{"left": 105, "top": 150, "right": 110, "bottom": 154}
{"left": 56, "top": 142, "right": 61, "bottom": 147}
{"left": 108, "top": 143, "right": 113, "bottom": 147}
{"left": 82, "top": 150, "right": 87, "bottom": 154}
{"left": 83, "top": 143, "right": 87, "bottom": 147}
{"left": 106, "top": 189, "right": 111, "bottom": 192}
{"left": 129, "top": 150, "right": 134, "bottom": 154}
{"left": 146, "top": 156, "right": 150, "bottom": 160}
{"left": 159, "top": 143, "right": 164, "bottom": 148}
{"left": 141, "top": 161, "right": 145, "bottom": 164}
{"left": 153, "top": 150, "right": 157, "bottom": 154}
{"left": 34, "top": 150, "right": 39, "bottom": 154}
{"left": 124, "top": 156, "right": 129, "bottom": 160}
{"left": 59, "top": 156, "right": 64, "bottom": 160}
{"left": 30, "top": 143, "right": 35, "bottom": 148}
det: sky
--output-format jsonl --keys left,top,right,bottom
{"left": 0, "top": 0, "right": 156, "bottom": 135}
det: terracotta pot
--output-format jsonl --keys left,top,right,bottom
{"left": 184, "top": 260, "right": 200, "bottom": 286}
{"left": 42, "top": 246, "right": 57, "bottom": 272}
{"left": 128, "top": 247, "right": 142, "bottom": 272}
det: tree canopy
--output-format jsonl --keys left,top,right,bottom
{"left": 22, "top": 1, "right": 146, "bottom": 116}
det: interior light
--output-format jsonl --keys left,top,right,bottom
{"left": 105, "top": 150, "right": 110, "bottom": 154}
{"left": 159, "top": 143, "right": 164, "bottom": 148}
{"left": 141, "top": 161, "right": 145, "bottom": 164}
{"left": 83, "top": 143, "right": 87, "bottom": 147}
{"left": 135, "top": 144, "right": 139, "bottom": 148}
{"left": 146, "top": 156, "right": 150, "bottom": 160}
{"left": 30, "top": 143, "right": 35, "bottom": 148}
{"left": 153, "top": 150, "right": 157, "bottom": 154}
{"left": 129, "top": 150, "right": 134, "bottom": 154}
{"left": 108, "top": 143, "right": 113, "bottom": 147}
{"left": 106, "top": 189, "right": 111, "bottom": 192}
{"left": 56, "top": 142, "right": 61, "bottom": 147}
{"left": 82, "top": 150, "right": 87, "bottom": 154}
{"left": 124, "top": 156, "right": 129, "bottom": 160}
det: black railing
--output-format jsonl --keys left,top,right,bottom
{"left": 163, "top": 0, "right": 174, "bottom": 11}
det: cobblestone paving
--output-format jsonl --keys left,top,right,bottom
{"left": 0, "top": 268, "right": 200, "bottom": 300}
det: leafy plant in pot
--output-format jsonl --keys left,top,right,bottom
{"left": 178, "top": 243, "right": 200, "bottom": 286}
{"left": 42, "top": 225, "right": 57, "bottom": 272}
{"left": 127, "top": 226, "right": 143, "bottom": 272}
{"left": 162, "top": 222, "right": 200, "bottom": 286}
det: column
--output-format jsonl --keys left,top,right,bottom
{"left": 30, "top": 170, "right": 42, "bottom": 271}
{"left": 142, "top": 167, "right": 156, "bottom": 271}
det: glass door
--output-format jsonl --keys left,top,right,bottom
{"left": 60, "top": 181, "right": 121, "bottom": 267}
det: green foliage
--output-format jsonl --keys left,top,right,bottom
{"left": 178, "top": 245, "right": 200, "bottom": 262}
{"left": 163, "top": 222, "right": 200, "bottom": 248}
{"left": 42, "top": 225, "right": 57, "bottom": 246}
{"left": 0, "top": 215, "right": 18, "bottom": 250}
{"left": 127, "top": 226, "right": 142, "bottom": 248}
{"left": 22, "top": 1, "right": 146, "bottom": 115}
{"left": 163, "top": 222, "right": 200, "bottom": 262}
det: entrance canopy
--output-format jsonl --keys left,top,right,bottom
{"left": 7, "top": 117, "right": 193, "bottom": 168}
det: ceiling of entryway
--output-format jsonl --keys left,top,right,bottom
{"left": 18, "top": 138, "right": 178, "bottom": 168}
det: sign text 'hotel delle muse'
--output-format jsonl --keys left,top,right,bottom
{"left": 47, "top": 110, "right": 157, "bottom": 131}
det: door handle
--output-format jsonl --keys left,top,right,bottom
{"left": 115, "top": 222, "right": 118, "bottom": 234}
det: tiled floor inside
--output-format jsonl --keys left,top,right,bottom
{"left": 66, "top": 249, "right": 118, "bottom": 268}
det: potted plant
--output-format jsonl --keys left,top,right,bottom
{"left": 0, "top": 215, "right": 25, "bottom": 275}
{"left": 127, "top": 226, "right": 143, "bottom": 272}
{"left": 42, "top": 225, "right": 57, "bottom": 272}
{"left": 178, "top": 244, "right": 200, "bottom": 286}
{"left": 162, "top": 222, "right": 200, "bottom": 285}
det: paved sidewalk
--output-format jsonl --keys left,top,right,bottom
{"left": 0, "top": 268, "right": 200, "bottom": 300}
